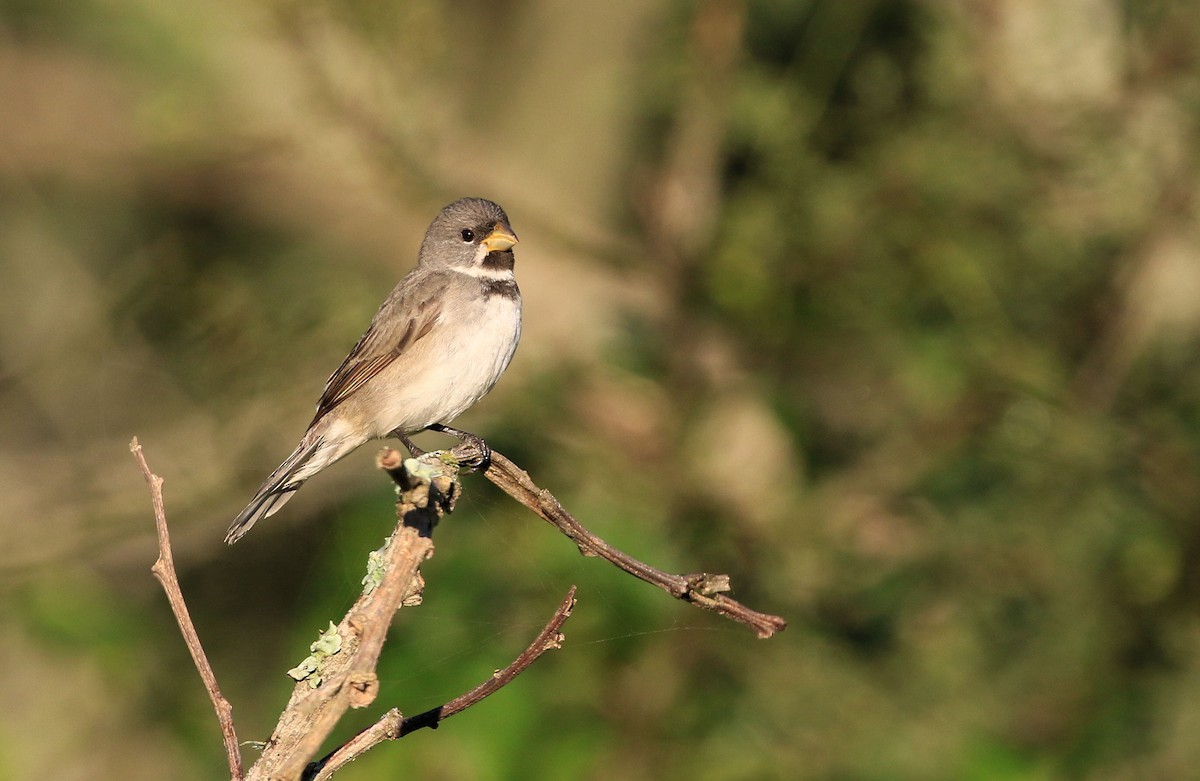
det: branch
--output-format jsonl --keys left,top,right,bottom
{"left": 129, "top": 437, "right": 244, "bottom": 781}
{"left": 304, "top": 586, "right": 577, "bottom": 781}
{"left": 245, "top": 450, "right": 457, "bottom": 781}
{"left": 134, "top": 432, "right": 781, "bottom": 781}
{"left": 397, "top": 584, "right": 575, "bottom": 734}
{"left": 481, "top": 450, "right": 787, "bottom": 639}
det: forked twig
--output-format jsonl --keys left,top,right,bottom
{"left": 130, "top": 437, "right": 244, "bottom": 780}
{"left": 305, "top": 586, "right": 577, "bottom": 780}
{"left": 133, "top": 434, "right": 783, "bottom": 781}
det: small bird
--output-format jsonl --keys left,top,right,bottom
{"left": 226, "top": 197, "right": 522, "bottom": 544}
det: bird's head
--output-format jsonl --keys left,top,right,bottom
{"left": 419, "top": 197, "right": 518, "bottom": 274}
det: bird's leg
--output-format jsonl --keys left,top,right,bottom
{"left": 427, "top": 423, "right": 491, "bottom": 469}
{"left": 393, "top": 430, "right": 426, "bottom": 457}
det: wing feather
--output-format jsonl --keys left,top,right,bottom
{"left": 310, "top": 291, "right": 442, "bottom": 425}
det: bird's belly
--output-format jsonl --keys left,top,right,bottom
{"left": 367, "top": 296, "right": 521, "bottom": 437}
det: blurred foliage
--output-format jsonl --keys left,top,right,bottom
{"left": 2, "top": 0, "right": 1200, "bottom": 779}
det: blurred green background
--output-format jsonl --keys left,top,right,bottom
{"left": 3, "top": 0, "right": 1200, "bottom": 778}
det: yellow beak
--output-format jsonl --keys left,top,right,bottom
{"left": 482, "top": 224, "right": 518, "bottom": 253}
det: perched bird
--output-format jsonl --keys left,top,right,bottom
{"left": 226, "top": 197, "right": 521, "bottom": 544}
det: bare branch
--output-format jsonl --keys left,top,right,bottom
{"left": 305, "top": 586, "right": 577, "bottom": 781}
{"left": 136, "top": 431, "right": 780, "bottom": 781}
{"left": 480, "top": 450, "right": 787, "bottom": 639}
{"left": 245, "top": 451, "right": 456, "bottom": 781}
{"left": 130, "top": 437, "right": 245, "bottom": 780}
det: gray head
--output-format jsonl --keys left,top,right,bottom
{"left": 418, "top": 198, "right": 518, "bottom": 272}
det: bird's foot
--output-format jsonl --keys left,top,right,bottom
{"left": 427, "top": 423, "right": 491, "bottom": 470}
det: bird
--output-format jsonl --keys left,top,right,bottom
{"left": 225, "top": 197, "right": 522, "bottom": 544}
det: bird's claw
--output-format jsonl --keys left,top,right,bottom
{"left": 451, "top": 432, "right": 491, "bottom": 471}
{"left": 428, "top": 423, "right": 491, "bottom": 470}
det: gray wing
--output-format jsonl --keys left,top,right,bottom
{"left": 310, "top": 276, "right": 443, "bottom": 426}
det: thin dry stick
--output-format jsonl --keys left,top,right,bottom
{"left": 130, "top": 437, "right": 244, "bottom": 781}
{"left": 306, "top": 586, "right": 577, "bottom": 781}
{"left": 481, "top": 450, "right": 787, "bottom": 639}
{"left": 398, "top": 584, "right": 575, "bottom": 735}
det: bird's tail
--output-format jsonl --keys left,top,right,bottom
{"left": 226, "top": 433, "right": 325, "bottom": 544}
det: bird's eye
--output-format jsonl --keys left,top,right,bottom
{"left": 460, "top": 229, "right": 475, "bottom": 243}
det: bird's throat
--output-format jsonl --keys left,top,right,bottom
{"left": 481, "top": 250, "right": 515, "bottom": 272}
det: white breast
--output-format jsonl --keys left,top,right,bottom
{"left": 437, "top": 293, "right": 522, "bottom": 421}
{"left": 365, "top": 283, "right": 522, "bottom": 437}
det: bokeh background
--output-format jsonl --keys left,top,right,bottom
{"left": 3, "top": 0, "right": 1200, "bottom": 778}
